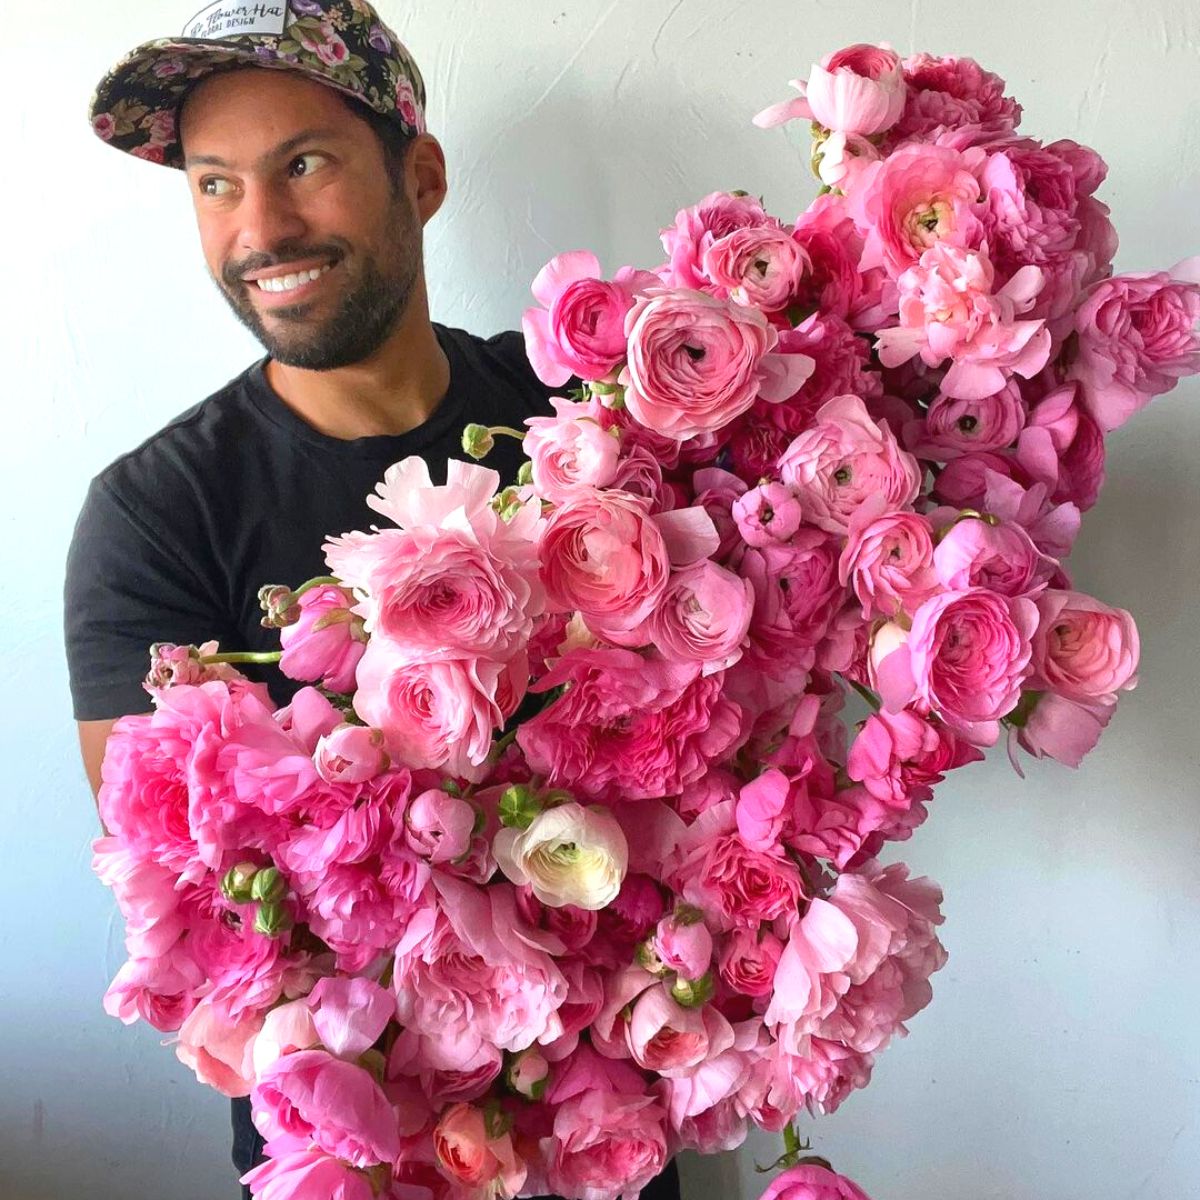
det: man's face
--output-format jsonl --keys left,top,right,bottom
{"left": 180, "top": 68, "right": 426, "bottom": 370}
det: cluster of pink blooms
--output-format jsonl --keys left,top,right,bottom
{"left": 96, "top": 43, "right": 1198, "bottom": 1200}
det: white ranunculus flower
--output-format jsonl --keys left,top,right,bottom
{"left": 494, "top": 802, "right": 628, "bottom": 910}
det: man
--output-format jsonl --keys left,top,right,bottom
{"left": 65, "top": 3, "right": 682, "bottom": 1198}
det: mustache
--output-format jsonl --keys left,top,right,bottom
{"left": 223, "top": 242, "right": 346, "bottom": 289}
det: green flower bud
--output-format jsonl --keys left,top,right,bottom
{"left": 670, "top": 970, "right": 714, "bottom": 1009}
{"left": 250, "top": 866, "right": 286, "bottom": 904}
{"left": 517, "top": 460, "right": 534, "bottom": 487}
{"left": 498, "top": 784, "right": 542, "bottom": 830}
{"left": 253, "top": 900, "right": 293, "bottom": 938}
{"left": 461, "top": 423, "right": 495, "bottom": 460}
{"left": 635, "top": 939, "right": 670, "bottom": 978}
{"left": 220, "top": 862, "right": 259, "bottom": 904}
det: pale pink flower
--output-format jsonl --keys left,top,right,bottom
{"left": 701, "top": 225, "right": 812, "bottom": 310}
{"left": 313, "top": 724, "right": 388, "bottom": 785}
{"left": 405, "top": 787, "right": 476, "bottom": 864}
{"left": 876, "top": 243, "right": 1052, "bottom": 400}
{"left": 251, "top": 1000, "right": 320, "bottom": 1077}
{"left": 279, "top": 585, "right": 365, "bottom": 694}
{"left": 434, "top": 1102, "right": 526, "bottom": 1196}
{"left": 240, "top": 1149, "right": 374, "bottom": 1200}
{"left": 175, "top": 999, "right": 261, "bottom": 1097}
{"left": 653, "top": 911, "right": 714, "bottom": 980}
{"left": 732, "top": 483, "right": 804, "bottom": 548}
{"left": 777, "top": 394, "right": 922, "bottom": 534}
{"left": 839, "top": 500, "right": 938, "bottom": 619}
{"left": 103, "top": 951, "right": 202, "bottom": 1032}
{"left": 931, "top": 512, "right": 1053, "bottom": 598}
{"left": 1013, "top": 691, "right": 1115, "bottom": 768}
{"left": 853, "top": 142, "right": 986, "bottom": 279}
{"left": 524, "top": 396, "right": 622, "bottom": 502}
{"left": 621, "top": 289, "right": 814, "bottom": 441}
{"left": 627, "top": 984, "right": 734, "bottom": 1075}
{"left": 646, "top": 560, "right": 755, "bottom": 672}
{"left": 522, "top": 250, "right": 658, "bottom": 385}
{"left": 1029, "top": 590, "right": 1139, "bottom": 704}
{"left": 1067, "top": 265, "right": 1200, "bottom": 431}
{"left": 659, "top": 191, "right": 774, "bottom": 290}
{"left": 754, "top": 43, "right": 906, "bottom": 137}
{"left": 305, "top": 975, "right": 395, "bottom": 1059}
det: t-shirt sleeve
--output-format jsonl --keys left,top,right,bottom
{"left": 63, "top": 474, "right": 230, "bottom": 720}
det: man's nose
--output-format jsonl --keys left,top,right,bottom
{"left": 237, "top": 182, "right": 308, "bottom": 256}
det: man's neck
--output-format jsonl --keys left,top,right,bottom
{"left": 264, "top": 287, "right": 451, "bottom": 440}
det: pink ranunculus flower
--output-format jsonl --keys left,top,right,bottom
{"left": 659, "top": 190, "right": 774, "bottom": 291}
{"left": 1067, "top": 265, "right": 1200, "bottom": 431}
{"left": 241, "top": 1149, "right": 375, "bottom": 1200}
{"left": 891, "top": 52, "right": 1022, "bottom": 145}
{"left": 352, "top": 648, "right": 510, "bottom": 778}
{"left": 405, "top": 786, "right": 476, "bottom": 864}
{"left": 103, "top": 950, "right": 202, "bottom": 1032}
{"left": 621, "top": 289, "right": 814, "bottom": 441}
{"left": 1029, "top": 590, "right": 1139, "bottom": 704}
{"left": 907, "top": 380, "right": 1028, "bottom": 460}
{"left": 647, "top": 560, "right": 755, "bottom": 673}
{"left": 701, "top": 225, "right": 812, "bottom": 311}
{"left": 653, "top": 911, "right": 715, "bottom": 980}
{"left": 313, "top": 723, "right": 388, "bottom": 785}
{"left": 732, "top": 483, "right": 805, "bottom": 548}
{"left": 878, "top": 588, "right": 1040, "bottom": 746}
{"left": 546, "top": 1089, "right": 669, "bottom": 1200}
{"left": 627, "top": 984, "right": 734, "bottom": 1075}
{"left": 755, "top": 43, "right": 906, "bottom": 137}
{"left": 252, "top": 1049, "right": 400, "bottom": 1167}
{"left": 523, "top": 250, "right": 659, "bottom": 385}
{"left": 278, "top": 585, "right": 366, "bottom": 694}
{"left": 719, "top": 927, "right": 785, "bottom": 998}
{"left": 524, "top": 396, "right": 622, "bottom": 502}
{"left": 433, "top": 1102, "right": 527, "bottom": 1196}
{"left": 144, "top": 639, "right": 242, "bottom": 692}
{"left": 852, "top": 141, "right": 986, "bottom": 279}
{"left": 539, "top": 488, "right": 670, "bottom": 634}
{"left": 175, "top": 999, "right": 261, "bottom": 1097}
{"left": 1016, "top": 382, "right": 1107, "bottom": 512}
{"left": 931, "top": 512, "right": 1052, "bottom": 598}
{"left": 876, "top": 243, "right": 1052, "bottom": 401}
{"left": 759, "top": 1163, "right": 875, "bottom": 1200}
{"left": 839, "top": 500, "right": 938, "bottom": 619}
{"left": 305, "top": 975, "right": 395, "bottom": 1060}
{"left": 1014, "top": 691, "right": 1115, "bottom": 769}
{"left": 777, "top": 394, "right": 922, "bottom": 534}
{"left": 251, "top": 1000, "right": 320, "bottom": 1077}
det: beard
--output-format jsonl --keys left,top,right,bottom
{"left": 215, "top": 190, "right": 422, "bottom": 371}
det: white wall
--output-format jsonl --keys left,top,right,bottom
{"left": 3, "top": 2, "right": 1197, "bottom": 1198}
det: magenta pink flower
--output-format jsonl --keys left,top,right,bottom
{"left": 755, "top": 43, "right": 906, "bottom": 137}
{"left": 1029, "top": 589, "right": 1139, "bottom": 704}
{"left": 759, "top": 1164, "right": 875, "bottom": 1200}
{"left": 891, "top": 52, "right": 1021, "bottom": 145}
{"left": 701, "top": 225, "right": 812, "bottom": 310}
{"left": 522, "top": 250, "right": 657, "bottom": 385}
{"left": 877, "top": 244, "right": 1052, "bottom": 400}
{"left": 524, "top": 396, "right": 622, "bottom": 502}
{"left": 908, "top": 381, "right": 1027, "bottom": 460}
{"left": 777, "top": 395, "right": 921, "bottom": 534}
{"left": 621, "top": 289, "right": 813, "bottom": 441}
{"left": 719, "top": 927, "right": 784, "bottom": 997}
{"left": 839, "top": 502, "right": 938, "bottom": 619}
{"left": 1067, "top": 265, "right": 1200, "bottom": 431}
{"left": 405, "top": 786, "right": 476, "bottom": 864}
{"left": 279, "top": 585, "right": 365, "bottom": 694}
{"left": 659, "top": 190, "right": 774, "bottom": 290}
{"left": 646, "top": 560, "right": 755, "bottom": 672}
{"left": 733, "top": 483, "right": 804, "bottom": 548}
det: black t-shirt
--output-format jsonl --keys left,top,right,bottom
{"left": 65, "top": 323, "right": 554, "bottom": 720}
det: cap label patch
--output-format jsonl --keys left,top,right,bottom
{"left": 182, "top": 1, "right": 289, "bottom": 39}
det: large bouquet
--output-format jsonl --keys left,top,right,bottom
{"left": 95, "top": 43, "right": 1198, "bottom": 1200}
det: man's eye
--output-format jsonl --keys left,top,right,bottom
{"left": 290, "top": 152, "right": 328, "bottom": 178}
{"left": 200, "top": 176, "right": 233, "bottom": 197}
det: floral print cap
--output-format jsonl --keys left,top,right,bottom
{"left": 89, "top": 0, "right": 426, "bottom": 168}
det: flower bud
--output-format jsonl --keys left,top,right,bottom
{"left": 250, "top": 866, "right": 286, "bottom": 904}
{"left": 505, "top": 1048, "right": 550, "bottom": 1100}
{"left": 670, "top": 971, "right": 715, "bottom": 1009}
{"left": 461, "top": 423, "right": 495, "bottom": 460}
{"left": 498, "top": 784, "right": 542, "bottom": 830}
{"left": 258, "top": 584, "right": 300, "bottom": 628}
{"left": 253, "top": 899, "right": 293, "bottom": 938}
{"left": 516, "top": 460, "right": 534, "bottom": 487}
{"left": 653, "top": 910, "right": 714, "bottom": 980}
{"left": 635, "top": 938, "right": 671, "bottom": 978}
{"left": 315, "top": 724, "right": 389, "bottom": 785}
{"left": 220, "top": 862, "right": 259, "bottom": 904}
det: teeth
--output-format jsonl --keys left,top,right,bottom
{"left": 254, "top": 264, "right": 332, "bottom": 293}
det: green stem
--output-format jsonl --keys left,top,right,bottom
{"left": 489, "top": 728, "right": 519, "bottom": 762}
{"left": 200, "top": 650, "right": 284, "bottom": 665}
{"left": 292, "top": 575, "right": 342, "bottom": 599}
{"left": 489, "top": 425, "right": 526, "bottom": 441}
{"left": 846, "top": 677, "right": 882, "bottom": 712}
{"left": 783, "top": 1123, "right": 801, "bottom": 1159}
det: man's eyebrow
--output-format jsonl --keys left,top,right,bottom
{"left": 184, "top": 128, "right": 344, "bottom": 171}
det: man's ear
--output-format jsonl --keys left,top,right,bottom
{"left": 408, "top": 133, "right": 448, "bottom": 226}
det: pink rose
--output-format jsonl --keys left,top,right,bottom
{"left": 876, "top": 244, "right": 1052, "bottom": 401}
{"left": 1067, "top": 267, "right": 1200, "bottom": 431}
{"left": 778, "top": 395, "right": 921, "bottom": 535}
{"left": 839, "top": 502, "right": 938, "bottom": 619}
{"left": 621, "top": 289, "right": 814, "bottom": 441}
{"left": 523, "top": 250, "right": 658, "bottom": 384}
{"left": 405, "top": 787, "right": 476, "bottom": 864}
{"left": 891, "top": 53, "right": 1022, "bottom": 145}
{"left": 175, "top": 999, "right": 261, "bottom": 1097}
{"left": 546, "top": 1090, "right": 669, "bottom": 1200}
{"left": 241, "top": 1149, "right": 374, "bottom": 1200}
{"left": 653, "top": 911, "right": 714, "bottom": 980}
{"left": 701, "top": 225, "right": 812, "bottom": 310}
{"left": 755, "top": 43, "right": 905, "bottom": 137}
{"left": 279, "top": 585, "right": 366, "bottom": 694}
{"left": 1029, "top": 590, "right": 1139, "bottom": 704}
{"left": 539, "top": 489, "right": 670, "bottom": 633}
{"left": 524, "top": 396, "right": 621, "bottom": 502}
{"left": 646, "top": 560, "right": 754, "bottom": 672}
{"left": 352, "top": 648, "right": 511, "bottom": 777}
{"left": 877, "top": 588, "right": 1039, "bottom": 745}
{"left": 395, "top": 77, "right": 423, "bottom": 131}
{"left": 853, "top": 142, "right": 985, "bottom": 279}
{"left": 719, "top": 927, "right": 784, "bottom": 998}
{"left": 759, "top": 1163, "right": 875, "bottom": 1200}
{"left": 659, "top": 190, "right": 773, "bottom": 290}
{"left": 313, "top": 724, "right": 388, "bottom": 784}
{"left": 434, "top": 1102, "right": 526, "bottom": 1195}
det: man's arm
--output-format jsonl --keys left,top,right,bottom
{"left": 77, "top": 718, "right": 120, "bottom": 802}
